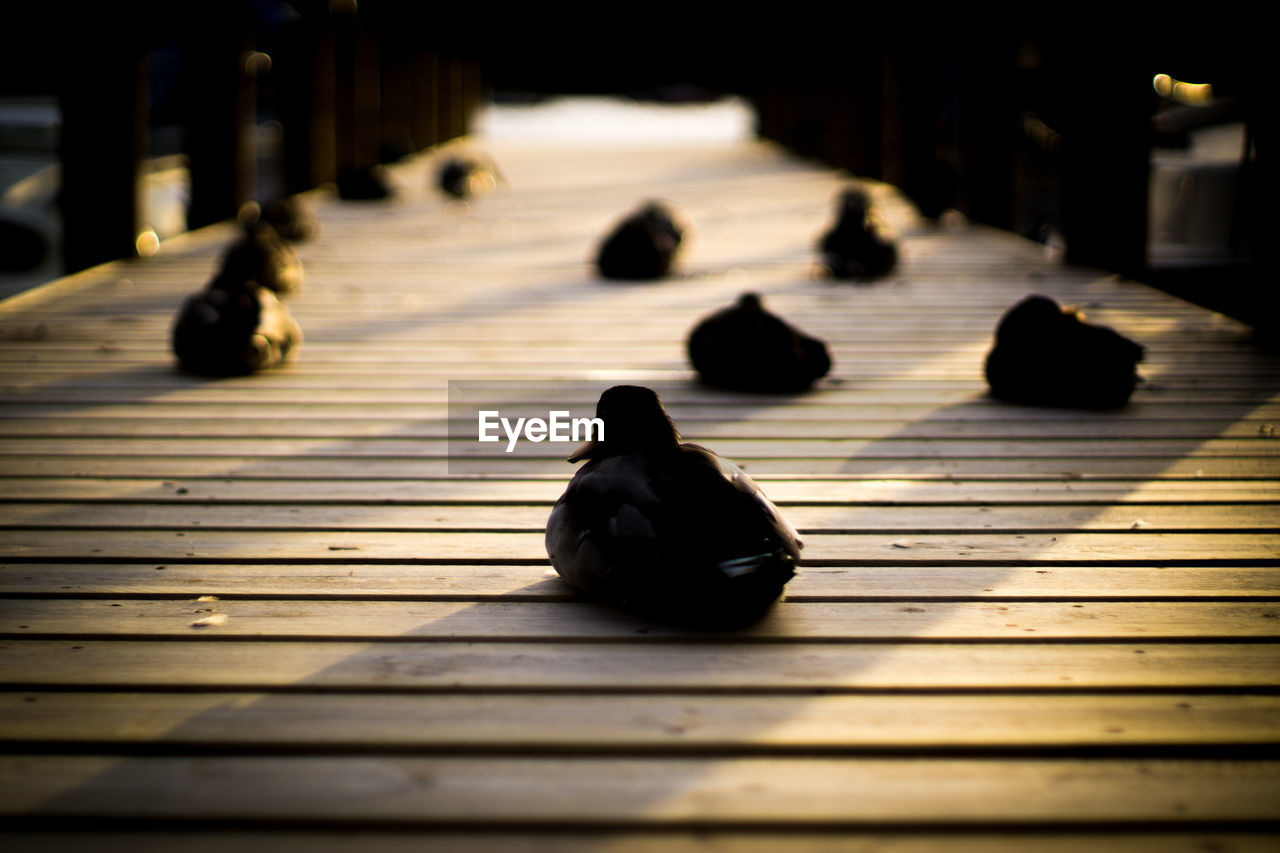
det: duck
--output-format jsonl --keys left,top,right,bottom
{"left": 259, "top": 196, "right": 319, "bottom": 243}
{"left": 595, "top": 201, "right": 683, "bottom": 281}
{"left": 687, "top": 292, "right": 832, "bottom": 392}
{"left": 984, "top": 294, "right": 1145, "bottom": 408}
{"left": 545, "top": 385, "right": 801, "bottom": 628}
{"left": 435, "top": 155, "right": 500, "bottom": 200}
{"left": 817, "top": 186, "right": 898, "bottom": 279}
{"left": 170, "top": 269, "right": 303, "bottom": 377}
{"left": 220, "top": 218, "right": 304, "bottom": 298}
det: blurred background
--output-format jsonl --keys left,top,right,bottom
{"left": 1, "top": 3, "right": 1269, "bottom": 329}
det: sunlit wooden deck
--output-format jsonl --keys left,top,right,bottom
{"left": 1, "top": 127, "right": 1279, "bottom": 851}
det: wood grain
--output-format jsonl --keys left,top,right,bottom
{"left": 1, "top": 124, "right": 1277, "bottom": 845}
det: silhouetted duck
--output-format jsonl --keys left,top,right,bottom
{"left": 171, "top": 270, "right": 302, "bottom": 377}
{"left": 687, "top": 292, "right": 832, "bottom": 392}
{"left": 221, "top": 219, "right": 304, "bottom": 297}
{"left": 260, "top": 196, "right": 319, "bottom": 243}
{"left": 817, "top": 187, "right": 898, "bottom": 279}
{"left": 595, "top": 201, "right": 683, "bottom": 280}
{"left": 984, "top": 295, "right": 1145, "bottom": 408}
{"left": 546, "top": 385, "right": 801, "bottom": 628}
{"left": 436, "top": 155, "right": 499, "bottom": 200}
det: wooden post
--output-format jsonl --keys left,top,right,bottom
{"left": 881, "top": 42, "right": 950, "bottom": 220}
{"left": 379, "top": 41, "right": 416, "bottom": 162}
{"left": 1059, "top": 46, "right": 1151, "bottom": 277}
{"left": 948, "top": 38, "right": 1018, "bottom": 231}
{"left": 437, "top": 56, "right": 465, "bottom": 142}
{"left": 460, "top": 58, "right": 485, "bottom": 137}
{"left": 184, "top": 7, "right": 256, "bottom": 229}
{"left": 333, "top": 5, "right": 382, "bottom": 179}
{"left": 58, "top": 41, "right": 148, "bottom": 272}
{"left": 837, "top": 53, "right": 885, "bottom": 181}
{"left": 279, "top": 16, "right": 337, "bottom": 193}
{"left": 409, "top": 51, "right": 440, "bottom": 152}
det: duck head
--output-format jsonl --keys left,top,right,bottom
{"left": 838, "top": 187, "right": 871, "bottom": 222}
{"left": 568, "top": 384, "right": 680, "bottom": 462}
{"left": 995, "top": 294, "right": 1069, "bottom": 346}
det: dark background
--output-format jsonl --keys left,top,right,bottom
{"left": 2, "top": 3, "right": 1271, "bottom": 332}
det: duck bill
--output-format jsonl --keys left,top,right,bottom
{"left": 567, "top": 439, "right": 597, "bottom": 463}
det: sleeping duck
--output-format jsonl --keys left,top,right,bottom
{"left": 171, "top": 269, "right": 302, "bottom": 377}
{"left": 984, "top": 294, "right": 1145, "bottom": 408}
{"left": 687, "top": 292, "right": 832, "bottom": 392}
{"left": 817, "top": 186, "right": 898, "bottom": 279}
{"left": 545, "top": 385, "right": 801, "bottom": 628}
{"left": 220, "top": 219, "right": 305, "bottom": 298}
{"left": 260, "top": 196, "right": 319, "bottom": 243}
{"left": 436, "top": 155, "right": 500, "bottom": 200}
{"left": 595, "top": 201, "right": 684, "bottom": 281}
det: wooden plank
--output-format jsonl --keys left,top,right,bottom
{"left": 2, "top": 395, "right": 1274, "bottom": 418}
{"left": 1, "top": 640, "right": 1275, "bottom": 690}
{"left": 4, "top": 437, "right": 1277, "bottom": 459}
{"left": 1, "top": 755, "right": 1277, "bottom": 824}
{"left": 0, "top": 385, "right": 1193, "bottom": 405}
{"left": 4, "top": 564, "right": 1278, "bottom": 600}
{"left": 4, "top": 502, "right": 1278, "bottom": 533}
{"left": 5, "top": 477, "right": 1279, "bottom": 505}
{"left": 2, "top": 599, "right": 1278, "bottom": 640}
{"left": 1, "top": 358, "right": 1275, "bottom": 381}
{"left": 1, "top": 338, "right": 1270, "bottom": 359}
{"left": 5, "top": 415, "right": 1280, "bottom": 440}
{"left": 1, "top": 530, "right": 1276, "bottom": 564}
{"left": 3, "top": 692, "right": 1277, "bottom": 749}
{"left": 1, "top": 348, "right": 1274, "bottom": 380}
{"left": 0, "top": 312, "right": 1258, "bottom": 339}
{"left": 4, "top": 456, "right": 1277, "bottom": 479}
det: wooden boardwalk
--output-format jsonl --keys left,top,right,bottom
{"left": 1, "top": 127, "right": 1279, "bottom": 851}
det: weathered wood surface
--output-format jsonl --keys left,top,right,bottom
{"left": 1, "top": 125, "right": 1279, "bottom": 850}
{"left": 2, "top": 564, "right": 1279, "bottom": 600}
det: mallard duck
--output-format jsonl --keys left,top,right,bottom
{"left": 817, "top": 187, "right": 897, "bottom": 279}
{"left": 595, "top": 201, "right": 683, "bottom": 281}
{"left": 687, "top": 292, "right": 832, "bottom": 392}
{"left": 221, "top": 220, "right": 304, "bottom": 297}
{"left": 545, "top": 385, "right": 801, "bottom": 627}
{"left": 171, "top": 273, "right": 302, "bottom": 377}
{"left": 984, "top": 295, "right": 1145, "bottom": 408}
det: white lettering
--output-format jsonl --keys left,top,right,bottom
{"left": 548, "top": 411, "right": 570, "bottom": 441}
{"left": 501, "top": 416, "right": 525, "bottom": 453}
{"left": 478, "top": 411, "right": 500, "bottom": 442}
{"left": 573, "top": 417, "right": 604, "bottom": 442}
{"left": 478, "top": 409, "right": 605, "bottom": 452}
